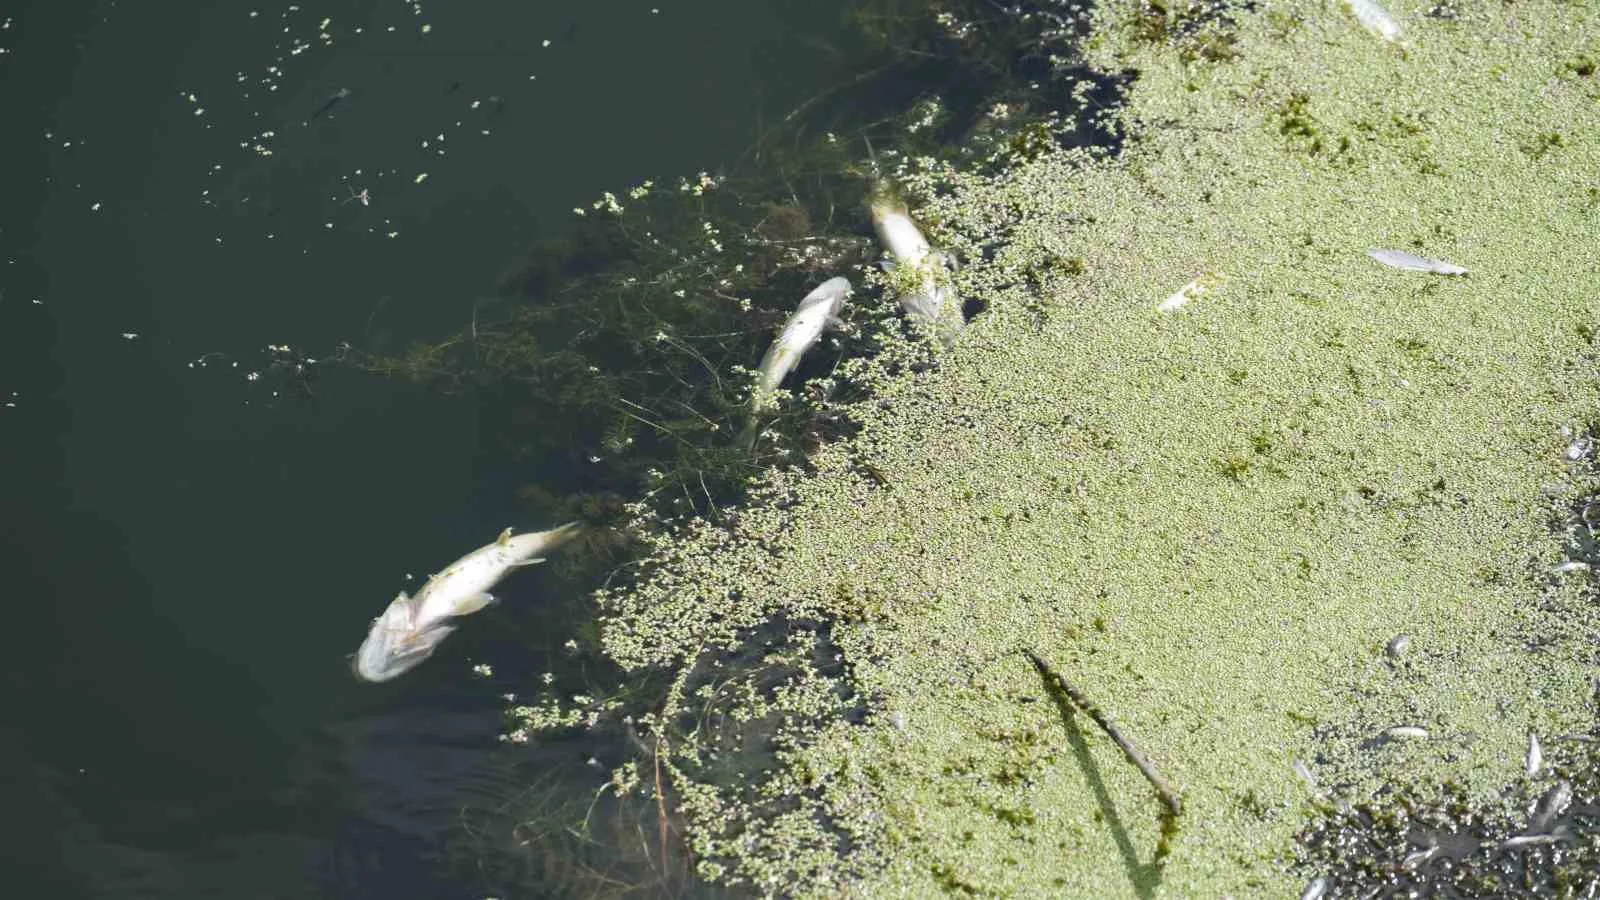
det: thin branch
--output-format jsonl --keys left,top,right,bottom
{"left": 1024, "top": 647, "right": 1183, "bottom": 819}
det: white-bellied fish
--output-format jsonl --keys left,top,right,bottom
{"left": 1345, "top": 0, "right": 1402, "bottom": 43}
{"left": 1158, "top": 272, "right": 1226, "bottom": 312}
{"left": 740, "top": 277, "right": 852, "bottom": 449}
{"left": 1367, "top": 248, "right": 1468, "bottom": 275}
{"left": 353, "top": 522, "right": 582, "bottom": 682}
{"left": 751, "top": 277, "right": 852, "bottom": 411}
{"left": 868, "top": 183, "right": 962, "bottom": 343}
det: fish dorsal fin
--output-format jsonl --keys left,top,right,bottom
{"left": 496, "top": 527, "right": 513, "bottom": 546}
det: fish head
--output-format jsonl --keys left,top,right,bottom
{"left": 352, "top": 621, "right": 456, "bottom": 682}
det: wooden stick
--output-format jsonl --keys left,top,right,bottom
{"left": 1024, "top": 647, "right": 1184, "bottom": 819}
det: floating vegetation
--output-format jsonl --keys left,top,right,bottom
{"left": 347, "top": 0, "right": 1128, "bottom": 896}
{"left": 346, "top": 0, "right": 1600, "bottom": 896}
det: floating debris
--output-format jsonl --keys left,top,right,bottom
{"left": 1023, "top": 648, "right": 1184, "bottom": 821}
{"left": 1345, "top": 0, "right": 1403, "bottom": 43}
{"left": 1366, "top": 248, "right": 1468, "bottom": 275}
{"left": 1157, "top": 272, "right": 1225, "bottom": 312}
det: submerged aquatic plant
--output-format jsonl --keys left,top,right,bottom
{"left": 354, "top": 1, "right": 1116, "bottom": 896}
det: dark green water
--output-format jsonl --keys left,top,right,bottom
{"left": 0, "top": 1, "right": 857, "bottom": 895}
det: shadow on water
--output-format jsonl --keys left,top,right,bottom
{"left": 1036, "top": 673, "right": 1168, "bottom": 900}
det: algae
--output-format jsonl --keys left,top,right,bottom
{"left": 579, "top": 0, "right": 1600, "bottom": 896}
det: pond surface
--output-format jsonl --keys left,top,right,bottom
{"left": 0, "top": 1, "right": 858, "bottom": 895}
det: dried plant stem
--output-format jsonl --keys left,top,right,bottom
{"left": 1024, "top": 647, "right": 1184, "bottom": 819}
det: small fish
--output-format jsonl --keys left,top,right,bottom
{"left": 1383, "top": 725, "right": 1430, "bottom": 741}
{"left": 869, "top": 183, "right": 962, "bottom": 343}
{"left": 353, "top": 522, "right": 582, "bottom": 682}
{"left": 1345, "top": 0, "right": 1403, "bottom": 43}
{"left": 1551, "top": 560, "right": 1590, "bottom": 575}
{"left": 750, "top": 277, "right": 851, "bottom": 411}
{"left": 1366, "top": 248, "right": 1468, "bottom": 275}
{"left": 1158, "top": 272, "right": 1225, "bottom": 312}
{"left": 1528, "top": 780, "right": 1572, "bottom": 833}
{"left": 1526, "top": 732, "right": 1543, "bottom": 777}
{"left": 1300, "top": 875, "right": 1330, "bottom": 900}
{"left": 740, "top": 277, "right": 851, "bottom": 449}
{"left": 1498, "top": 833, "right": 1561, "bottom": 851}
{"left": 308, "top": 87, "right": 352, "bottom": 123}
{"left": 1384, "top": 633, "right": 1411, "bottom": 659}
{"left": 1292, "top": 758, "right": 1321, "bottom": 794}
{"left": 1401, "top": 846, "right": 1439, "bottom": 870}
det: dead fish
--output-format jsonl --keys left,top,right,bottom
{"left": 1158, "top": 272, "right": 1226, "bottom": 313}
{"left": 1292, "top": 757, "right": 1320, "bottom": 794}
{"left": 1300, "top": 875, "right": 1330, "bottom": 900}
{"left": 1499, "top": 833, "right": 1561, "bottom": 851}
{"left": 1526, "top": 732, "right": 1543, "bottom": 777}
{"left": 1401, "top": 845, "right": 1440, "bottom": 870}
{"left": 1385, "top": 634, "right": 1411, "bottom": 659}
{"left": 1345, "top": 0, "right": 1403, "bottom": 43}
{"left": 1384, "top": 725, "right": 1430, "bottom": 741}
{"left": 740, "top": 277, "right": 852, "bottom": 448}
{"left": 1528, "top": 780, "right": 1572, "bottom": 833}
{"left": 1551, "top": 560, "right": 1590, "bottom": 576}
{"left": 353, "top": 523, "right": 582, "bottom": 682}
{"left": 307, "top": 87, "right": 352, "bottom": 123}
{"left": 1367, "top": 248, "right": 1468, "bottom": 275}
{"left": 750, "top": 277, "right": 851, "bottom": 411}
{"left": 868, "top": 182, "right": 962, "bottom": 344}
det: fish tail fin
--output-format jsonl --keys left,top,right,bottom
{"left": 542, "top": 521, "right": 584, "bottom": 549}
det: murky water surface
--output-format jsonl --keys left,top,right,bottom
{"left": 0, "top": 2, "right": 858, "bottom": 895}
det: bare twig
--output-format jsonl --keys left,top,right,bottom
{"left": 1024, "top": 647, "right": 1183, "bottom": 819}
{"left": 653, "top": 733, "right": 670, "bottom": 881}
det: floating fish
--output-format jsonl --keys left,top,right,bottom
{"left": 1384, "top": 633, "right": 1411, "bottom": 659}
{"left": 1158, "top": 272, "right": 1226, "bottom": 312}
{"left": 1498, "top": 833, "right": 1561, "bottom": 851}
{"left": 750, "top": 277, "right": 851, "bottom": 412}
{"left": 353, "top": 522, "right": 582, "bottom": 682}
{"left": 1526, "top": 732, "right": 1543, "bottom": 777}
{"left": 1300, "top": 875, "right": 1330, "bottom": 900}
{"left": 1528, "top": 780, "right": 1572, "bottom": 833}
{"left": 1383, "top": 725, "right": 1430, "bottom": 741}
{"left": 308, "top": 87, "right": 352, "bottom": 123}
{"left": 1366, "top": 248, "right": 1468, "bottom": 275}
{"left": 869, "top": 183, "right": 962, "bottom": 343}
{"left": 740, "top": 277, "right": 851, "bottom": 448}
{"left": 1345, "top": 0, "right": 1403, "bottom": 43}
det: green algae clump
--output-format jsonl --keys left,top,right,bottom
{"left": 590, "top": 1, "right": 1600, "bottom": 896}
